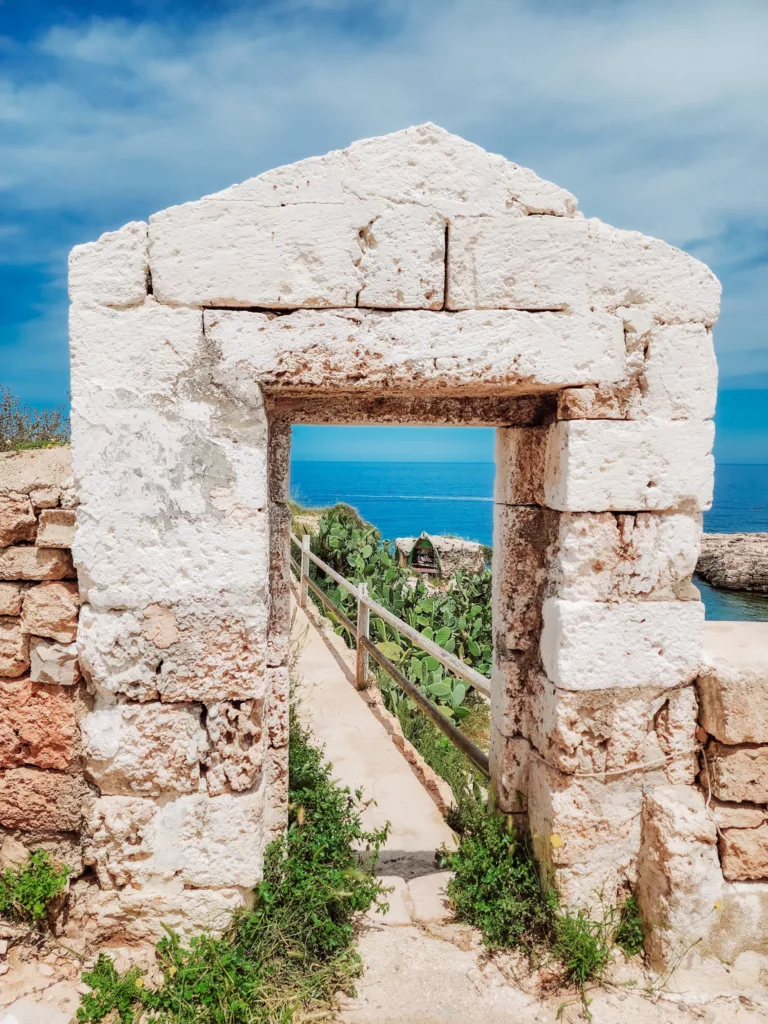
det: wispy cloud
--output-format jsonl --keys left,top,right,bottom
{"left": 1, "top": 0, "right": 767, "bottom": 402}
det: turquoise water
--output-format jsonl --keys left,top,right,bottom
{"left": 290, "top": 460, "right": 768, "bottom": 622}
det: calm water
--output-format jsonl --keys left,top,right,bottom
{"left": 290, "top": 461, "right": 768, "bottom": 621}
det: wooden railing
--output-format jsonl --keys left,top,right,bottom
{"left": 289, "top": 532, "right": 490, "bottom": 777}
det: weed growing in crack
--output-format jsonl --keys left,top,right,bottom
{"left": 0, "top": 849, "right": 70, "bottom": 925}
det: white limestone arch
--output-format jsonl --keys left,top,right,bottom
{"left": 68, "top": 124, "right": 719, "bottom": 936}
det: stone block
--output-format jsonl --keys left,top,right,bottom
{"left": 705, "top": 742, "right": 768, "bottom": 804}
{"left": 698, "top": 622, "right": 768, "bottom": 744}
{"left": 0, "top": 493, "right": 37, "bottom": 546}
{"left": 0, "top": 448, "right": 73, "bottom": 497}
{"left": 0, "top": 547, "right": 74, "bottom": 582}
{"left": 35, "top": 509, "right": 76, "bottom": 549}
{"left": 357, "top": 204, "right": 445, "bottom": 309}
{"left": 0, "top": 767, "right": 91, "bottom": 831}
{"left": 367, "top": 875, "right": 412, "bottom": 926}
{"left": 493, "top": 428, "right": 548, "bottom": 507}
{"left": 540, "top": 598, "right": 704, "bottom": 691}
{"left": 265, "top": 666, "right": 289, "bottom": 749}
{"left": 0, "top": 582, "right": 23, "bottom": 616}
{"left": 0, "top": 617, "right": 29, "bottom": 676}
{"left": 630, "top": 323, "right": 717, "bottom": 421}
{"left": 208, "top": 307, "right": 625, "bottom": 398}
{"left": 29, "top": 639, "right": 80, "bottom": 687}
{"left": 0, "top": 675, "right": 77, "bottom": 771}
{"left": 720, "top": 826, "right": 768, "bottom": 882}
{"left": 542, "top": 420, "right": 715, "bottom": 512}
{"left": 85, "top": 790, "right": 266, "bottom": 890}
{"left": 527, "top": 757, "right": 643, "bottom": 910}
{"left": 149, "top": 200, "right": 363, "bottom": 308}
{"left": 407, "top": 872, "right": 454, "bottom": 924}
{"left": 711, "top": 801, "right": 768, "bottom": 830}
{"left": 21, "top": 581, "right": 79, "bottom": 643}
{"left": 68, "top": 221, "right": 149, "bottom": 307}
{"left": 203, "top": 699, "right": 263, "bottom": 795}
{"left": 81, "top": 702, "right": 207, "bottom": 796}
{"left": 267, "top": 501, "right": 291, "bottom": 668}
{"left": 489, "top": 725, "right": 530, "bottom": 813}
{"left": 448, "top": 214, "right": 590, "bottom": 311}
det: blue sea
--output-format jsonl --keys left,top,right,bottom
{"left": 290, "top": 461, "right": 768, "bottom": 622}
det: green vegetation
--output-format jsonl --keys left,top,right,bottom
{"left": 0, "top": 849, "right": 70, "bottom": 924}
{"left": 613, "top": 893, "right": 645, "bottom": 957}
{"left": 1, "top": 385, "right": 70, "bottom": 451}
{"left": 77, "top": 712, "right": 389, "bottom": 1024}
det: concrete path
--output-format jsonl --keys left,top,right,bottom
{"left": 291, "top": 597, "right": 457, "bottom": 878}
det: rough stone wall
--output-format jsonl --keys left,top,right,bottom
{"left": 67, "top": 123, "right": 724, "bottom": 946}
{"left": 0, "top": 448, "right": 89, "bottom": 875}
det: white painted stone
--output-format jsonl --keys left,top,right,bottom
{"left": 630, "top": 323, "right": 717, "bottom": 421}
{"left": 448, "top": 215, "right": 589, "bottom": 310}
{"left": 69, "top": 221, "right": 149, "bottom": 308}
{"left": 207, "top": 307, "right": 625, "bottom": 397}
{"left": 86, "top": 791, "right": 266, "bottom": 890}
{"left": 29, "top": 638, "right": 80, "bottom": 687}
{"left": 81, "top": 702, "right": 207, "bottom": 796}
{"left": 217, "top": 123, "right": 578, "bottom": 218}
{"left": 540, "top": 598, "right": 705, "bottom": 691}
{"left": 542, "top": 420, "right": 715, "bottom": 512}
{"left": 357, "top": 204, "right": 445, "bottom": 309}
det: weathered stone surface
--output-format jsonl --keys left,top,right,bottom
{"left": 208, "top": 307, "right": 625, "bottom": 398}
{"left": 29, "top": 638, "right": 80, "bottom": 687}
{"left": 697, "top": 533, "right": 768, "bottom": 593}
{"left": 540, "top": 598, "right": 704, "bottom": 691}
{"left": 705, "top": 742, "right": 768, "bottom": 804}
{"left": 720, "top": 825, "right": 768, "bottom": 881}
{"left": 267, "top": 501, "right": 291, "bottom": 668}
{"left": 0, "top": 582, "right": 23, "bottom": 616}
{"left": 85, "top": 791, "right": 266, "bottom": 889}
{"left": 0, "top": 547, "right": 74, "bottom": 582}
{"left": 35, "top": 509, "right": 76, "bottom": 549}
{"left": 0, "top": 834, "right": 29, "bottom": 870}
{"left": 0, "top": 616, "right": 29, "bottom": 676}
{"left": 0, "top": 448, "right": 73, "bottom": 497}
{"left": 711, "top": 801, "right": 768, "bottom": 830}
{"left": 632, "top": 323, "right": 717, "bottom": 421}
{"left": 527, "top": 758, "right": 643, "bottom": 909}
{"left": 407, "top": 872, "right": 454, "bottom": 924}
{"left": 0, "top": 767, "right": 91, "bottom": 831}
{"left": 489, "top": 726, "right": 529, "bottom": 813}
{"left": 29, "top": 484, "right": 61, "bottom": 507}
{"left": 636, "top": 786, "right": 721, "bottom": 970}
{"left": 0, "top": 493, "right": 36, "bottom": 546}
{"left": 265, "top": 667, "right": 289, "bottom": 750}
{"left": 81, "top": 702, "right": 207, "bottom": 796}
{"left": 357, "top": 204, "right": 445, "bottom": 309}
{"left": 493, "top": 428, "right": 548, "bottom": 507}
{"left": 69, "top": 221, "right": 149, "bottom": 308}
{"left": 542, "top": 420, "right": 715, "bottom": 512}
{"left": 698, "top": 622, "right": 768, "bottom": 744}
{"left": 21, "top": 581, "right": 79, "bottom": 643}
{"left": 0, "top": 675, "right": 77, "bottom": 771}
{"left": 203, "top": 700, "right": 263, "bottom": 795}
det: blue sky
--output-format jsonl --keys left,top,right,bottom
{"left": 2, "top": 0, "right": 767, "bottom": 462}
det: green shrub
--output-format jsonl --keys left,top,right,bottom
{"left": 0, "top": 849, "right": 70, "bottom": 924}
{"left": 77, "top": 711, "right": 389, "bottom": 1024}
{"left": 614, "top": 893, "right": 645, "bottom": 957}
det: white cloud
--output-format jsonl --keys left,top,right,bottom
{"left": 1, "top": 0, "right": 767, "bottom": 386}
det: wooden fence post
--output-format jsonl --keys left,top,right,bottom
{"left": 300, "top": 534, "right": 310, "bottom": 609}
{"left": 356, "top": 582, "right": 370, "bottom": 689}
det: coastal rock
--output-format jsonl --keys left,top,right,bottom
{"left": 697, "top": 533, "right": 768, "bottom": 593}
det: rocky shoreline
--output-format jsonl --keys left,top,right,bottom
{"left": 697, "top": 533, "right": 768, "bottom": 593}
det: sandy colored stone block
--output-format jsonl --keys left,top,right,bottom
{"left": 542, "top": 419, "right": 715, "bottom": 512}
{"left": 711, "top": 801, "right": 768, "bottom": 830}
{"left": 150, "top": 200, "right": 363, "bottom": 308}
{"left": 0, "top": 767, "right": 91, "bottom": 831}
{"left": 557, "top": 382, "right": 635, "bottom": 421}
{"left": 0, "top": 493, "right": 37, "bottom": 546}
{"left": 208, "top": 307, "right": 625, "bottom": 398}
{"left": 0, "top": 616, "right": 29, "bottom": 676}
{"left": 86, "top": 790, "right": 266, "bottom": 890}
{"left": 265, "top": 666, "right": 289, "bottom": 749}
{"left": 0, "top": 675, "right": 77, "bottom": 771}
{"left": 698, "top": 622, "right": 768, "bottom": 744}
{"left": 357, "top": 204, "right": 445, "bottom": 309}
{"left": 720, "top": 826, "right": 768, "bottom": 881}
{"left": 21, "top": 581, "right": 79, "bottom": 643}
{"left": 407, "top": 872, "right": 454, "bottom": 924}
{"left": 0, "top": 582, "right": 23, "bottom": 616}
{"left": 69, "top": 221, "right": 149, "bottom": 307}
{"left": 489, "top": 726, "right": 530, "bottom": 813}
{"left": 705, "top": 742, "right": 768, "bottom": 804}
{"left": 448, "top": 214, "right": 589, "bottom": 310}
{"left": 0, "top": 448, "right": 73, "bottom": 496}
{"left": 493, "top": 428, "right": 547, "bottom": 507}
{"left": 29, "top": 638, "right": 80, "bottom": 687}
{"left": 0, "top": 546, "right": 74, "bottom": 582}
{"left": 540, "top": 598, "right": 704, "bottom": 692}
{"left": 527, "top": 758, "right": 643, "bottom": 910}
{"left": 81, "top": 702, "right": 207, "bottom": 796}
{"left": 35, "top": 508, "right": 76, "bottom": 549}
{"left": 204, "top": 699, "right": 263, "bottom": 795}
{"left": 267, "top": 501, "right": 291, "bottom": 668}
